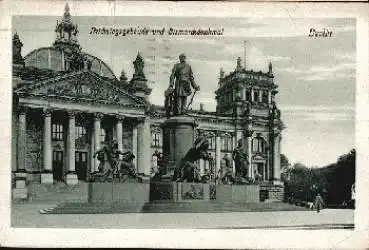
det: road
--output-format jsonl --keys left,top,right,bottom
{"left": 11, "top": 202, "right": 354, "bottom": 229}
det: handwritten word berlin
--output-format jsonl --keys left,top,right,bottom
{"left": 89, "top": 27, "right": 225, "bottom": 37}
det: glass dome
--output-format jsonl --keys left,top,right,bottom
{"left": 24, "top": 47, "right": 117, "bottom": 80}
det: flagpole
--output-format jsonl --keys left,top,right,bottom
{"left": 244, "top": 40, "right": 247, "bottom": 69}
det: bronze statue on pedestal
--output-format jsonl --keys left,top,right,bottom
{"left": 165, "top": 53, "right": 200, "bottom": 117}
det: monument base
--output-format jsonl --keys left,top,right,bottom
{"left": 88, "top": 182, "right": 150, "bottom": 204}
{"left": 161, "top": 115, "right": 197, "bottom": 177}
{"left": 216, "top": 184, "right": 260, "bottom": 203}
{"left": 150, "top": 181, "right": 211, "bottom": 202}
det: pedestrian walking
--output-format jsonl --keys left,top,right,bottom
{"left": 314, "top": 193, "right": 325, "bottom": 213}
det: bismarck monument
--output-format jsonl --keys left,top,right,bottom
{"left": 150, "top": 54, "right": 260, "bottom": 203}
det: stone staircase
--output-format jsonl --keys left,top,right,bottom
{"left": 28, "top": 182, "right": 88, "bottom": 202}
{"left": 141, "top": 201, "right": 307, "bottom": 213}
{"left": 39, "top": 200, "right": 308, "bottom": 214}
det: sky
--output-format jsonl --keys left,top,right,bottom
{"left": 12, "top": 13, "right": 356, "bottom": 167}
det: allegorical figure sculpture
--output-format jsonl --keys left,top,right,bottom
{"left": 91, "top": 141, "right": 137, "bottom": 182}
{"left": 232, "top": 139, "right": 249, "bottom": 178}
{"left": 173, "top": 136, "right": 213, "bottom": 182}
{"left": 165, "top": 53, "right": 200, "bottom": 116}
{"left": 218, "top": 153, "right": 234, "bottom": 184}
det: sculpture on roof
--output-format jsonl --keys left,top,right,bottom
{"left": 269, "top": 61, "right": 273, "bottom": 74}
{"left": 12, "top": 33, "right": 24, "bottom": 65}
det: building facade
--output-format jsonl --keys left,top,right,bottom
{"left": 12, "top": 6, "right": 284, "bottom": 200}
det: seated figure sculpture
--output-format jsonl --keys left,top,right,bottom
{"left": 173, "top": 136, "right": 213, "bottom": 182}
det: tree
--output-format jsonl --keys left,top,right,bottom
{"left": 280, "top": 154, "right": 291, "bottom": 181}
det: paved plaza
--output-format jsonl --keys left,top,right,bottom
{"left": 11, "top": 202, "right": 354, "bottom": 229}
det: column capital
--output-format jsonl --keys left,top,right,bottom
{"left": 93, "top": 112, "right": 104, "bottom": 120}
{"left": 67, "top": 110, "right": 78, "bottom": 118}
{"left": 115, "top": 114, "right": 125, "bottom": 122}
{"left": 244, "top": 130, "right": 254, "bottom": 137}
{"left": 43, "top": 108, "right": 52, "bottom": 117}
{"left": 17, "top": 105, "right": 28, "bottom": 115}
{"left": 215, "top": 130, "right": 223, "bottom": 137}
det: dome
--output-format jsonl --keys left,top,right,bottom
{"left": 24, "top": 47, "right": 117, "bottom": 80}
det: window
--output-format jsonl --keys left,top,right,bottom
{"left": 252, "top": 137, "right": 266, "bottom": 153}
{"left": 75, "top": 126, "right": 87, "bottom": 145}
{"left": 262, "top": 91, "right": 269, "bottom": 103}
{"left": 100, "top": 128, "right": 106, "bottom": 143}
{"left": 221, "top": 135, "right": 233, "bottom": 151}
{"left": 151, "top": 130, "right": 162, "bottom": 147}
{"left": 209, "top": 136, "right": 216, "bottom": 150}
{"left": 52, "top": 123, "right": 64, "bottom": 140}
{"left": 75, "top": 126, "right": 87, "bottom": 140}
{"left": 253, "top": 91, "right": 258, "bottom": 102}
{"left": 245, "top": 89, "right": 251, "bottom": 101}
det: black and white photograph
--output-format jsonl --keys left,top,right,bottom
{"left": 1, "top": 1, "right": 368, "bottom": 249}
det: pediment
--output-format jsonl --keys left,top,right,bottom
{"left": 15, "top": 70, "right": 147, "bottom": 106}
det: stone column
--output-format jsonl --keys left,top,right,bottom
{"left": 199, "top": 159, "right": 205, "bottom": 176}
{"left": 93, "top": 113, "right": 103, "bottom": 172}
{"left": 268, "top": 91, "right": 272, "bottom": 105}
{"left": 17, "top": 107, "right": 26, "bottom": 172}
{"left": 251, "top": 88, "right": 254, "bottom": 102}
{"left": 137, "top": 118, "right": 151, "bottom": 177}
{"left": 66, "top": 111, "right": 78, "bottom": 185}
{"left": 116, "top": 115, "right": 124, "bottom": 157}
{"left": 259, "top": 89, "right": 263, "bottom": 102}
{"left": 215, "top": 133, "right": 221, "bottom": 176}
{"left": 245, "top": 118, "right": 253, "bottom": 179}
{"left": 13, "top": 107, "right": 28, "bottom": 199}
{"left": 132, "top": 125, "right": 138, "bottom": 171}
{"left": 41, "top": 109, "right": 53, "bottom": 184}
{"left": 273, "top": 133, "right": 282, "bottom": 184}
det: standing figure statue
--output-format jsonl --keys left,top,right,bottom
{"left": 165, "top": 53, "right": 200, "bottom": 116}
{"left": 173, "top": 136, "right": 212, "bottom": 182}
{"left": 232, "top": 139, "right": 249, "bottom": 178}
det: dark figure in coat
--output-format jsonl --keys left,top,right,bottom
{"left": 166, "top": 53, "right": 200, "bottom": 116}
{"left": 314, "top": 193, "right": 325, "bottom": 213}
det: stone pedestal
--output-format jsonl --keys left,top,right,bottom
{"left": 161, "top": 116, "right": 198, "bottom": 177}
{"left": 12, "top": 172, "right": 28, "bottom": 199}
{"left": 216, "top": 184, "right": 260, "bottom": 203}
{"left": 66, "top": 173, "right": 79, "bottom": 185}
{"left": 149, "top": 181, "right": 210, "bottom": 202}
{"left": 41, "top": 172, "right": 53, "bottom": 184}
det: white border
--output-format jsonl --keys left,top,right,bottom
{"left": 1, "top": 1, "right": 368, "bottom": 248}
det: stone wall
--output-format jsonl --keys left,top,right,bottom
{"left": 25, "top": 115, "right": 43, "bottom": 172}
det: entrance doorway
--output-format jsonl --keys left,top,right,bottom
{"left": 52, "top": 150, "right": 64, "bottom": 181}
{"left": 75, "top": 151, "right": 88, "bottom": 181}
